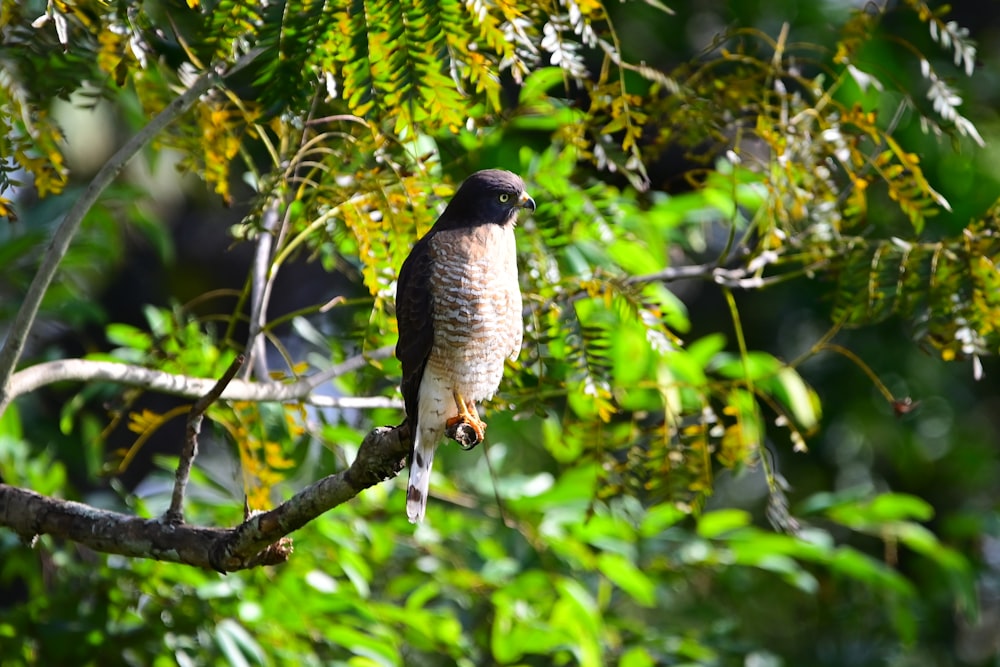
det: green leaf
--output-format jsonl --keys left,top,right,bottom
{"left": 769, "top": 367, "right": 821, "bottom": 430}
{"left": 685, "top": 333, "right": 728, "bottom": 367}
{"left": 827, "top": 493, "right": 934, "bottom": 528}
{"left": 640, "top": 503, "right": 688, "bottom": 537}
{"left": 597, "top": 552, "right": 656, "bottom": 607}
{"left": 0, "top": 402, "right": 22, "bottom": 441}
{"left": 553, "top": 577, "right": 603, "bottom": 667}
{"left": 828, "top": 548, "right": 915, "bottom": 597}
{"left": 325, "top": 625, "right": 398, "bottom": 666}
{"left": 214, "top": 619, "right": 265, "bottom": 667}
{"left": 713, "top": 350, "right": 781, "bottom": 380}
{"left": 519, "top": 67, "right": 567, "bottom": 104}
{"left": 305, "top": 569, "right": 338, "bottom": 594}
{"left": 541, "top": 415, "right": 586, "bottom": 464}
{"left": 106, "top": 323, "right": 152, "bottom": 351}
{"left": 620, "top": 646, "right": 655, "bottom": 667}
{"left": 868, "top": 493, "right": 934, "bottom": 522}
{"left": 696, "top": 509, "right": 752, "bottom": 538}
{"left": 339, "top": 547, "right": 373, "bottom": 599}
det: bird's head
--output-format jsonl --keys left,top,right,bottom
{"left": 438, "top": 169, "right": 535, "bottom": 229}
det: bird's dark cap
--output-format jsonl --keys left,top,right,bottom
{"left": 461, "top": 169, "right": 526, "bottom": 191}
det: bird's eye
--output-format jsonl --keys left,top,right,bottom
{"left": 498, "top": 193, "right": 510, "bottom": 203}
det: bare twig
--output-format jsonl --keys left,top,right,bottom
{"left": 627, "top": 257, "right": 831, "bottom": 290}
{"left": 165, "top": 354, "right": 245, "bottom": 525}
{"left": 244, "top": 201, "right": 282, "bottom": 381}
{"left": 0, "top": 422, "right": 411, "bottom": 572}
{"left": 820, "top": 343, "right": 897, "bottom": 404}
{"left": 305, "top": 114, "right": 369, "bottom": 126}
{"left": 7, "top": 346, "right": 399, "bottom": 408}
{"left": 627, "top": 262, "right": 724, "bottom": 285}
{"left": 0, "top": 53, "right": 258, "bottom": 419}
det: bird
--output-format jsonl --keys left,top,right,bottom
{"left": 395, "top": 169, "right": 535, "bottom": 523}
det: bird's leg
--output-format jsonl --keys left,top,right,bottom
{"left": 446, "top": 391, "right": 486, "bottom": 448}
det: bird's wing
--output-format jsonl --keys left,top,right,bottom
{"left": 395, "top": 233, "right": 436, "bottom": 428}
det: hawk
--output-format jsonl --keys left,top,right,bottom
{"left": 395, "top": 169, "right": 535, "bottom": 523}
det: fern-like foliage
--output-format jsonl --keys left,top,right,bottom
{"left": 1, "top": 0, "right": 667, "bottom": 218}
{"left": 833, "top": 216, "right": 1000, "bottom": 367}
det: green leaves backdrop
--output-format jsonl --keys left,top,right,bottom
{"left": 1, "top": 0, "right": 998, "bottom": 664}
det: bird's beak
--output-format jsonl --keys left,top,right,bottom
{"left": 519, "top": 192, "right": 536, "bottom": 211}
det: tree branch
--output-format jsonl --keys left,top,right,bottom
{"left": 6, "top": 347, "right": 401, "bottom": 409}
{"left": 0, "top": 53, "right": 257, "bottom": 418}
{"left": 0, "top": 422, "right": 411, "bottom": 571}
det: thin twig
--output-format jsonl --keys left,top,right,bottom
{"left": 481, "top": 439, "right": 515, "bottom": 529}
{"left": 305, "top": 114, "right": 369, "bottom": 126}
{"left": 0, "top": 52, "right": 258, "bottom": 418}
{"left": 626, "top": 262, "right": 719, "bottom": 285}
{"left": 165, "top": 354, "right": 245, "bottom": 525}
{"left": 244, "top": 99, "right": 322, "bottom": 381}
{"left": 820, "top": 343, "right": 897, "bottom": 404}
{"left": 244, "top": 200, "right": 281, "bottom": 381}
{"left": 628, "top": 258, "right": 830, "bottom": 290}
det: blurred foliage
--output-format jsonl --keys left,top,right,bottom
{"left": 2, "top": 0, "right": 1000, "bottom": 665}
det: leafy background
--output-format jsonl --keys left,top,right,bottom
{"left": 2, "top": 0, "right": 1000, "bottom": 664}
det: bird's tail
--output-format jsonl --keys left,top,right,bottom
{"left": 406, "top": 428, "right": 438, "bottom": 523}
